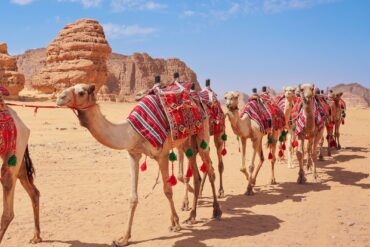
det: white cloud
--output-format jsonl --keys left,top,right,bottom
{"left": 110, "top": 0, "right": 167, "bottom": 12}
{"left": 183, "top": 10, "right": 195, "bottom": 17}
{"left": 58, "top": 0, "right": 102, "bottom": 8}
{"left": 263, "top": 0, "right": 337, "bottom": 13}
{"left": 102, "top": 23, "right": 158, "bottom": 39}
{"left": 211, "top": 2, "right": 240, "bottom": 21}
{"left": 10, "top": 0, "right": 34, "bottom": 5}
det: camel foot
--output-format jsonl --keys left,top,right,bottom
{"left": 181, "top": 200, "right": 191, "bottom": 211}
{"left": 244, "top": 185, "right": 254, "bottom": 196}
{"left": 169, "top": 225, "right": 181, "bottom": 232}
{"left": 297, "top": 174, "right": 307, "bottom": 184}
{"left": 240, "top": 168, "right": 249, "bottom": 180}
{"left": 29, "top": 235, "right": 42, "bottom": 244}
{"left": 270, "top": 178, "right": 277, "bottom": 185}
{"left": 318, "top": 155, "right": 324, "bottom": 161}
{"left": 184, "top": 210, "right": 197, "bottom": 224}
{"left": 113, "top": 236, "right": 130, "bottom": 247}
{"left": 287, "top": 164, "right": 295, "bottom": 169}
{"left": 218, "top": 189, "right": 225, "bottom": 198}
{"left": 177, "top": 176, "right": 185, "bottom": 183}
{"left": 212, "top": 207, "right": 222, "bottom": 220}
{"left": 337, "top": 145, "right": 341, "bottom": 150}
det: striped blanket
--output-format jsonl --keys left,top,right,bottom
{"left": 0, "top": 107, "right": 17, "bottom": 155}
{"left": 241, "top": 98, "right": 284, "bottom": 133}
{"left": 275, "top": 95, "right": 285, "bottom": 112}
{"left": 127, "top": 95, "right": 169, "bottom": 148}
{"left": 294, "top": 98, "right": 325, "bottom": 136}
{"left": 198, "top": 88, "right": 225, "bottom": 136}
{"left": 260, "top": 94, "right": 286, "bottom": 131}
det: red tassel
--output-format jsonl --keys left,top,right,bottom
{"left": 292, "top": 140, "right": 298, "bottom": 148}
{"left": 238, "top": 147, "right": 241, "bottom": 153}
{"left": 330, "top": 139, "right": 337, "bottom": 148}
{"left": 200, "top": 162, "right": 208, "bottom": 173}
{"left": 186, "top": 166, "right": 193, "bottom": 178}
{"left": 342, "top": 119, "right": 345, "bottom": 125}
{"left": 167, "top": 175, "right": 177, "bottom": 186}
{"left": 282, "top": 143, "right": 286, "bottom": 151}
{"left": 140, "top": 161, "right": 147, "bottom": 172}
{"left": 268, "top": 152, "right": 273, "bottom": 160}
{"left": 278, "top": 150, "right": 284, "bottom": 158}
{"left": 221, "top": 148, "right": 227, "bottom": 156}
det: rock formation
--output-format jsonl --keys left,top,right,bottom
{"left": 331, "top": 83, "right": 370, "bottom": 108}
{"left": 106, "top": 53, "right": 198, "bottom": 101}
{"left": 0, "top": 42, "right": 25, "bottom": 95}
{"left": 16, "top": 48, "right": 46, "bottom": 90}
{"left": 31, "top": 19, "right": 111, "bottom": 93}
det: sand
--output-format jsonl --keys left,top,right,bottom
{"left": 2, "top": 102, "right": 370, "bottom": 247}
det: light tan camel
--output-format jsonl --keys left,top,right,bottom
{"left": 56, "top": 84, "right": 222, "bottom": 247}
{"left": 278, "top": 86, "right": 297, "bottom": 168}
{"left": 295, "top": 84, "right": 325, "bottom": 183}
{"left": 327, "top": 92, "right": 345, "bottom": 151}
{"left": 0, "top": 105, "right": 41, "bottom": 244}
{"left": 223, "top": 91, "right": 281, "bottom": 195}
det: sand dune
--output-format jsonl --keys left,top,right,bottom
{"left": 2, "top": 102, "right": 369, "bottom": 247}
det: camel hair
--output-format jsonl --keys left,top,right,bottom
{"left": 56, "top": 84, "right": 222, "bottom": 247}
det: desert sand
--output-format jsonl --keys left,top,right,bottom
{"left": 1, "top": 102, "right": 369, "bottom": 247}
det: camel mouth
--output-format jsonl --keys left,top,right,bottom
{"left": 226, "top": 105, "right": 239, "bottom": 111}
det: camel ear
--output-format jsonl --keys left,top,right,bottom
{"left": 298, "top": 84, "right": 303, "bottom": 91}
{"left": 234, "top": 92, "right": 240, "bottom": 98}
{"left": 88, "top": 85, "right": 96, "bottom": 95}
{"left": 337, "top": 92, "right": 343, "bottom": 97}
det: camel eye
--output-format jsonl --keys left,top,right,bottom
{"left": 78, "top": 91, "right": 85, "bottom": 97}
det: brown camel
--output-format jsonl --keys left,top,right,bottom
{"left": 56, "top": 84, "right": 221, "bottom": 246}
{"left": 0, "top": 97, "right": 41, "bottom": 244}
{"left": 295, "top": 84, "right": 325, "bottom": 183}
{"left": 223, "top": 91, "right": 282, "bottom": 195}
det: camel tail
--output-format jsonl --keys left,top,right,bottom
{"left": 24, "top": 145, "right": 35, "bottom": 183}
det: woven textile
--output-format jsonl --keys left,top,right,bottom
{"left": 294, "top": 98, "right": 325, "bottom": 136}
{"left": 241, "top": 99, "right": 273, "bottom": 133}
{"left": 0, "top": 107, "right": 17, "bottom": 155}
{"left": 127, "top": 95, "right": 169, "bottom": 148}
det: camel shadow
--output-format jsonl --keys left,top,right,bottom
{"left": 43, "top": 240, "right": 111, "bottom": 247}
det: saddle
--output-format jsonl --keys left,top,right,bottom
{"left": 0, "top": 103, "right": 17, "bottom": 155}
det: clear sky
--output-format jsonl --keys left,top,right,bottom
{"left": 0, "top": 0, "right": 369, "bottom": 94}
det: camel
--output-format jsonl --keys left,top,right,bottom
{"left": 295, "top": 84, "right": 325, "bottom": 183}
{"left": 276, "top": 86, "right": 298, "bottom": 168}
{"left": 56, "top": 84, "right": 222, "bottom": 247}
{"left": 223, "top": 91, "right": 282, "bottom": 195}
{"left": 0, "top": 95, "right": 41, "bottom": 244}
{"left": 326, "top": 92, "right": 345, "bottom": 152}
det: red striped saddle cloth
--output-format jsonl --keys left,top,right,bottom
{"left": 0, "top": 107, "right": 17, "bottom": 155}
{"left": 294, "top": 98, "right": 325, "bottom": 136}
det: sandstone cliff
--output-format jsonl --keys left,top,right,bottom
{"left": 31, "top": 19, "right": 111, "bottom": 93}
{"left": 331, "top": 83, "right": 370, "bottom": 108}
{"left": 0, "top": 42, "right": 25, "bottom": 95}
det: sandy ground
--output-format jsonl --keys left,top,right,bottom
{"left": 1, "top": 102, "right": 369, "bottom": 247}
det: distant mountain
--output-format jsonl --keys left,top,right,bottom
{"left": 330, "top": 83, "right": 370, "bottom": 108}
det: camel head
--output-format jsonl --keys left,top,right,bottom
{"left": 56, "top": 84, "right": 96, "bottom": 110}
{"left": 283, "top": 86, "right": 296, "bottom": 100}
{"left": 224, "top": 91, "right": 240, "bottom": 111}
{"left": 298, "top": 83, "right": 315, "bottom": 104}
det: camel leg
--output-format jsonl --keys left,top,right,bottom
{"left": 214, "top": 134, "right": 225, "bottom": 198}
{"left": 326, "top": 126, "right": 333, "bottom": 156}
{"left": 240, "top": 137, "right": 249, "bottom": 181}
{"left": 17, "top": 159, "right": 42, "bottom": 244}
{"left": 318, "top": 132, "right": 325, "bottom": 161}
{"left": 178, "top": 148, "right": 192, "bottom": 211}
{"left": 269, "top": 133, "right": 278, "bottom": 185}
{"left": 335, "top": 122, "right": 341, "bottom": 149}
{"left": 185, "top": 153, "right": 201, "bottom": 224}
{"left": 177, "top": 149, "right": 185, "bottom": 183}
{"left": 113, "top": 153, "right": 140, "bottom": 247}
{"left": 287, "top": 130, "right": 294, "bottom": 168}
{"left": 199, "top": 171, "right": 207, "bottom": 197}
{"left": 0, "top": 164, "right": 16, "bottom": 244}
{"left": 312, "top": 129, "right": 324, "bottom": 181}
{"left": 296, "top": 138, "right": 306, "bottom": 184}
{"left": 245, "top": 137, "right": 263, "bottom": 195}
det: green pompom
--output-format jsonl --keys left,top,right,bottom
{"left": 282, "top": 130, "right": 287, "bottom": 136}
{"left": 200, "top": 140, "right": 208, "bottom": 150}
{"left": 7, "top": 155, "right": 17, "bottom": 167}
{"left": 185, "top": 148, "right": 194, "bottom": 158}
{"left": 169, "top": 151, "right": 177, "bottom": 161}
{"left": 236, "top": 136, "right": 240, "bottom": 141}
{"left": 221, "top": 134, "right": 228, "bottom": 141}
{"left": 268, "top": 137, "right": 273, "bottom": 144}
{"left": 292, "top": 125, "right": 297, "bottom": 131}
{"left": 279, "top": 135, "right": 285, "bottom": 142}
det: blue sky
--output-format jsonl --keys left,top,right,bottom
{"left": 1, "top": 0, "right": 369, "bottom": 94}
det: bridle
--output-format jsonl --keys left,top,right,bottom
{"left": 69, "top": 89, "right": 97, "bottom": 114}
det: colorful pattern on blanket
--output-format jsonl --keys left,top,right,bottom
{"left": 159, "top": 83, "right": 205, "bottom": 141}
{"left": 127, "top": 95, "right": 169, "bottom": 148}
{"left": 241, "top": 98, "right": 273, "bottom": 133}
{"left": 259, "top": 93, "right": 285, "bottom": 131}
{"left": 0, "top": 106, "right": 17, "bottom": 155}
{"left": 315, "top": 95, "right": 330, "bottom": 121}
{"left": 294, "top": 98, "right": 325, "bottom": 136}
{"left": 198, "top": 88, "right": 225, "bottom": 136}
{"left": 275, "top": 95, "right": 285, "bottom": 112}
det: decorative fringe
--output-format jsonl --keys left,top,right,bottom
{"left": 292, "top": 140, "right": 299, "bottom": 148}
{"left": 281, "top": 143, "right": 286, "bottom": 151}
{"left": 330, "top": 139, "right": 337, "bottom": 148}
{"left": 342, "top": 119, "right": 345, "bottom": 125}
{"left": 140, "top": 156, "right": 147, "bottom": 172}
{"left": 200, "top": 162, "right": 208, "bottom": 173}
{"left": 167, "top": 149, "right": 177, "bottom": 186}
{"left": 221, "top": 142, "right": 227, "bottom": 156}
{"left": 167, "top": 174, "right": 177, "bottom": 186}
{"left": 7, "top": 155, "right": 17, "bottom": 167}
{"left": 186, "top": 166, "right": 193, "bottom": 178}
{"left": 278, "top": 150, "right": 284, "bottom": 158}
{"left": 268, "top": 152, "right": 273, "bottom": 160}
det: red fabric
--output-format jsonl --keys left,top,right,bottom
{"left": 0, "top": 108, "right": 17, "bottom": 155}
{"left": 241, "top": 99, "right": 273, "bottom": 133}
{"left": 259, "top": 93, "right": 286, "bottom": 131}
{"left": 294, "top": 98, "right": 325, "bottom": 136}
{"left": 0, "top": 87, "right": 10, "bottom": 96}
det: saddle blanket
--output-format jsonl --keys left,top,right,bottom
{"left": 198, "top": 88, "right": 225, "bottom": 136}
{"left": 127, "top": 95, "right": 169, "bottom": 148}
{"left": 294, "top": 98, "right": 325, "bottom": 136}
{"left": 260, "top": 94, "right": 286, "bottom": 131}
{"left": 241, "top": 98, "right": 284, "bottom": 133}
{"left": 0, "top": 107, "right": 17, "bottom": 155}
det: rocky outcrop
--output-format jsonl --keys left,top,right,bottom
{"left": 31, "top": 19, "right": 112, "bottom": 93}
{"left": 16, "top": 48, "right": 46, "bottom": 90}
{"left": 0, "top": 42, "right": 25, "bottom": 95}
{"left": 331, "top": 83, "right": 370, "bottom": 108}
{"left": 106, "top": 53, "right": 198, "bottom": 101}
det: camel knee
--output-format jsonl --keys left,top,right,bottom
{"left": 248, "top": 165, "right": 254, "bottom": 174}
{"left": 1, "top": 211, "right": 14, "bottom": 227}
{"left": 164, "top": 191, "right": 173, "bottom": 199}
{"left": 130, "top": 196, "right": 138, "bottom": 208}
{"left": 1, "top": 173, "right": 14, "bottom": 192}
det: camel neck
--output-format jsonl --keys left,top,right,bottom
{"left": 77, "top": 105, "right": 139, "bottom": 150}
{"left": 227, "top": 109, "right": 251, "bottom": 137}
